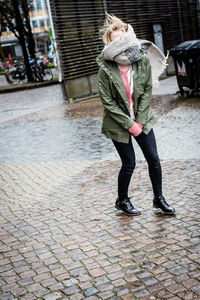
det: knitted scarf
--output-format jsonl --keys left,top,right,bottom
{"left": 102, "top": 24, "right": 168, "bottom": 86}
{"left": 103, "top": 24, "right": 141, "bottom": 65}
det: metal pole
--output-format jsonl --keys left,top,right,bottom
{"left": 46, "top": 0, "right": 62, "bottom": 82}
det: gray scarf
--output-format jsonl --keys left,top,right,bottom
{"left": 102, "top": 24, "right": 168, "bottom": 86}
{"left": 102, "top": 24, "right": 141, "bottom": 65}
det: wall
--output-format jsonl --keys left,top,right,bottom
{"left": 50, "top": 0, "right": 199, "bottom": 100}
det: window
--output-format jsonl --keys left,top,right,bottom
{"left": 39, "top": 19, "right": 45, "bottom": 27}
{"left": 43, "top": 0, "right": 47, "bottom": 9}
{"left": 32, "top": 20, "right": 38, "bottom": 28}
{"left": 36, "top": 0, "right": 42, "bottom": 10}
{"left": 27, "top": 0, "right": 34, "bottom": 11}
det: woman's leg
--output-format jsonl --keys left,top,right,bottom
{"left": 135, "top": 129, "right": 175, "bottom": 214}
{"left": 134, "top": 129, "right": 162, "bottom": 197}
{"left": 112, "top": 137, "right": 141, "bottom": 216}
{"left": 112, "top": 137, "right": 136, "bottom": 200}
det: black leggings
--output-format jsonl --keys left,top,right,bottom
{"left": 112, "top": 129, "right": 162, "bottom": 199}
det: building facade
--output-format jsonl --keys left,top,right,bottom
{"left": 49, "top": 0, "right": 199, "bottom": 100}
{"left": 29, "top": 0, "right": 50, "bottom": 54}
{"left": 1, "top": 0, "right": 50, "bottom": 59}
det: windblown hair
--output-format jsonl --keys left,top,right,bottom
{"left": 100, "top": 13, "right": 128, "bottom": 45}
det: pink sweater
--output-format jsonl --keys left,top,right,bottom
{"left": 119, "top": 68, "right": 143, "bottom": 137}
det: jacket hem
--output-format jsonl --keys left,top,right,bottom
{"left": 102, "top": 129, "right": 130, "bottom": 144}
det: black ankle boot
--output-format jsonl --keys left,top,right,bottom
{"left": 153, "top": 195, "right": 175, "bottom": 215}
{"left": 115, "top": 197, "right": 141, "bottom": 216}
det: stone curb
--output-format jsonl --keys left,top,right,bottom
{"left": 0, "top": 80, "right": 61, "bottom": 94}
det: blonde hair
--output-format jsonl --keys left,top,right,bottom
{"left": 100, "top": 13, "right": 128, "bottom": 45}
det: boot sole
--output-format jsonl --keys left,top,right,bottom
{"left": 115, "top": 204, "right": 141, "bottom": 216}
{"left": 153, "top": 205, "right": 176, "bottom": 215}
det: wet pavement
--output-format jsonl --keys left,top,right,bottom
{"left": 0, "top": 80, "right": 200, "bottom": 299}
{"left": 0, "top": 83, "right": 200, "bottom": 163}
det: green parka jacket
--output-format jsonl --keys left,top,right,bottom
{"left": 96, "top": 50, "right": 156, "bottom": 143}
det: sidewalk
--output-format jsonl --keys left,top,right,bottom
{"left": 0, "top": 159, "right": 199, "bottom": 299}
{"left": 152, "top": 76, "right": 179, "bottom": 95}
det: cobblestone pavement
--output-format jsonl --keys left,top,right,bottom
{"left": 0, "top": 159, "right": 200, "bottom": 300}
{"left": 0, "top": 84, "right": 200, "bottom": 299}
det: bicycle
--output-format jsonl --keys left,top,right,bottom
{"left": 29, "top": 59, "right": 43, "bottom": 82}
{"left": 5, "top": 61, "right": 27, "bottom": 84}
{"left": 38, "top": 57, "right": 53, "bottom": 81}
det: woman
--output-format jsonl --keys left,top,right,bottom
{"left": 96, "top": 14, "right": 175, "bottom": 216}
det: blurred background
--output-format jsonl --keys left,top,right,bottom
{"left": 0, "top": 0, "right": 199, "bottom": 99}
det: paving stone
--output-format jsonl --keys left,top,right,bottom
{"left": 124, "top": 266, "right": 140, "bottom": 274}
{"left": 78, "top": 274, "right": 92, "bottom": 282}
{"left": 157, "top": 289, "right": 174, "bottom": 299}
{"left": 108, "top": 257, "right": 121, "bottom": 263}
{"left": 191, "top": 285, "right": 200, "bottom": 295}
{"left": 93, "top": 276, "right": 109, "bottom": 286}
{"left": 141, "top": 276, "right": 158, "bottom": 286}
{"left": 70, "top": 267, "right": 87, "bottom": 277}
{"left": 33, "top": 272, "right": 51, "bottom": 282}
{"left": 137, "top": 271, "right": 152, "bottom": 279}
{"left": 11, "top": 286, "right": 27, "bottom": 297}
{"left": 169, "top": 265, "right": 188, "bottom": 275}
{"left": 63, "top": 278, "right": 79, "bottom": 287}
{"left": 0, "top": 279, "right": 6, "bottom": 286}
{"left": 133, "top": 289, "right": 150, "bottom": 298}
{"left": 83, "top": 287, "right": 99, "bottom": 297}
{"left": 112, "top": 278, "right": 126, "bottom": 286}
{"left": 20, "top": 293, "right": 36, "bottom": 300}
{"left": 96, "top": 282, "right": 113, "bottom": 291}
{"left": 116, "top": 288, "right": 130, "bottom": 297}
{"left": 40, "top": 278, "right": 58, "bottom": 288}
{"left": 182, "top": 278, "right": 198, "bottom": 289}
{"left": 178, "top": 291, "right": 197, "bottom": 300}
{"left": 88, "top": 268, "right": 106, "bottom": 277}
{"left": 146, "top": 282, "right": 163, "bottom": 293}
{"left": 62, "top": 286, "right": 80, "bottom": 295}
{"left": 99, "top": 246, "right": 113, "bottom": 253}
{"left": 166, "top": 283, "right": 187, "bottom": 294}
{"left": 78, "top": 281, "right": 92, "bottom": 290}
{"left": 43, "top": 292, "right": 62, "bottom": 300}
{"left": 0, "top": 293, "right": 16, "bottom": 300}
{"left": 97, "top": 290, "right": 115, "bottom": 299}
{"left": 107, "top": 271, "right": 124, "bottom": 280}
{"left": 18, "top": 277, "right": 34, "bottom": 286}
{"left": 122, "top": 295, "right": 135, "bottom": 300}
{"left": 20, "top": 270, "right": 36, "bottom": 279}
{"left": 56, "top": 272, "right": 70, "bottom": 281}
{"left": 104, "top": 264, "right": 122, "bottom": 273}
{"left": 175, "top": 274, "right": 190, "bottom": 283}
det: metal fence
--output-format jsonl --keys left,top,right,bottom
{"left": 50, "top": 0, "right": 199, "bottom": 99}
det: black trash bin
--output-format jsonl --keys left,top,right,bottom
{"left": 170, "top": 40, "right": 200, "bottom": 96}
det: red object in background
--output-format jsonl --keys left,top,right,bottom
{"left": 8, "top": 53, "right": 13, "bottom": 67}
{"left": 43, "top": 57, "right": 49, "bottom": 65}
